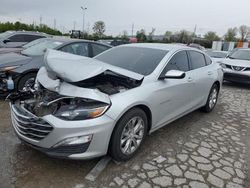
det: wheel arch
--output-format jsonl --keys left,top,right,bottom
{"left": 213, "top": 80, "right": 221, "bottom": 91}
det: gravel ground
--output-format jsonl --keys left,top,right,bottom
{"left": 0, "top": 83, "right": 249, "bottom": 188}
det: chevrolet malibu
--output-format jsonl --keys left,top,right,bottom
{"left": 9, "top": 44, "right": 223, "bottom": 161}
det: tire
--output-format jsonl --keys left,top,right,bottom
{"left": 109, "top": 108, "right": 148, "bottom": 162}
{"left": 201, "top": 83, "right": 219, "bottom": 113}
{"left": 17, "top": 73, "right": 37, "bottom": 91}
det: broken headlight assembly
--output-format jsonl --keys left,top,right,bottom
{"left": 54, "top": 98, "right": 110, "bottom": 121}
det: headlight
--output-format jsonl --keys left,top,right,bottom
{"left": 219, "top": 63, "right": 227, "bottom": 68}
{"left": 54, "top": 99, "right": 110, "bottom": 121}
{"left": 0, "top": 65, "right": 20, "bottom": 72}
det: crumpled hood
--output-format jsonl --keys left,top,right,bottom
{"left": 44, "top": 49, "right": 144, "bottom": 82}
{"left": 222, "top": 58, "right": 250, "bottom": 67}
{"left": 0, "top": 52, "right": 32, "bottom": 67}
{"left": 37, "top": 67, "right": 111, "bottom": 104}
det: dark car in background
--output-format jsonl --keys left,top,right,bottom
{"left": 0, "top": 31, "right": 49, "bottom": 48}
{"left": 98, "top": 39, "right": 129, "bottom": 46}
{"left": 0, "top": 38, "right": 50, "bottom": 55}
{"left": 188, "top": 43, "right": 205, "bottom": 51}
{"left": 0, "top": 38, "right": 112, "bottom": 96}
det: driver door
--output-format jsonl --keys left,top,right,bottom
{"left": 152, "top": 50, "right": 196, "bottom": 129}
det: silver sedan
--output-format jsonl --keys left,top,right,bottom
{"left": 9, "top": 44, "right": 223, "bottom": 161}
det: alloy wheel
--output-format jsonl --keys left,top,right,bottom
{"left": 120, "top": 116, "right": 145, "bottom": 155}
{"left": 209, "top": 87, "right": 218, "bottom": 109}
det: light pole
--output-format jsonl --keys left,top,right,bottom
{"left": 81, "top": 6, "right": 87, "bottom": 37}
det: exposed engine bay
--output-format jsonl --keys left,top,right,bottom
{"left": 70, "top": 71, "right": 142, "bottom": 95}
{"left": 8, "top": 71, "right": 142, "bottom": 118}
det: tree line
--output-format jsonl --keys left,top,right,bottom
{"left": 1, "top": 21, "right": 249, "bottom": 48}
{"left": 0, "top": 21, "right": 62, "bottom": 35}
{"left": 90, "top": 21, "right": 250, "bottom": 48}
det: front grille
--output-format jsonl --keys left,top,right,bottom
{"left": 11, "top": 104, "right": 53, "bottom": 141}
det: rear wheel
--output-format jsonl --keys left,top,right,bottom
{"left": 109, "top": 108, "right": 148, "bottom": 161}
{"left": 17, "top": 73, "right": 37, "bottom": 91}
{"left": 202, "top": 83, "right": 219, "bottom": 113}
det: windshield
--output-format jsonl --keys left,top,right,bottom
{"left": 0, "top": 31, "right": 12, "bottom": 39}
{"left": 206, "top": 51, "right": 227, "bottom": 58}
{"left": 229, "top": 49, "right": 250, "bottom": 61}
{"left": 21, "top": 40, "right": 62, "bottom": 56}
{"left": 22, "top": 38, "right": 49, "bottom": 49}
{"left": 95, "top": 46, "right": 168, "bottom": 75}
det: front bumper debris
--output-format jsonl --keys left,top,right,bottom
{"left": 0, "top": 72, "right": 14, "bottom": 95}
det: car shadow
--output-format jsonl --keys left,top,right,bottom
{"left": 223, "top": 81, "right": 250, "bottom": 90}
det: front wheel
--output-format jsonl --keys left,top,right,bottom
{"left": 109, "top": 108, "right": 148, "bottom": 162}
{"left": 17, "top": 73, "right": 37, "bottom": 91}
{"left": 201, "top": 83, "right": 219, "bottom": 113}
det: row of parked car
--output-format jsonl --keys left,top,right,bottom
{"left": 205, "top": 48, "right": 250, "bottom": 84}
{"left": 0, "top": 31, "right": 112, "bottom": 96}
{"left": 1, "top": 30, "right": 249, "bottom": 161}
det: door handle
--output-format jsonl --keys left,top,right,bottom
{"left": 187, "top": 77, "right": 193, "bottom": 82}
{"left": 208, "top": 71, "right": 213, "bottom": 75}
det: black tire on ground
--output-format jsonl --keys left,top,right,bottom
{"left": 109, "top": 108, "right": 148, "bottom": 162}
{"left": 201, "top": 83, "right": 219, "bottom": 113}
{"left": 17, "top": 73, "right": 37, "bottom": 91}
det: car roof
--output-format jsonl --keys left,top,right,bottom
{"left": 46, "top": 37, "right": 112, "bottom": 47}
{"left": 4, "top": 30, "right": 49, "bottom": 36}
{"left": 118, "top": 43, "right": 194, "bottom": 51}
{"left": 46, "top": 37, "right": 109, "bottom": 46}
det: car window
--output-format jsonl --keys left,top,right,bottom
{"left": 229, "top": 49, "right": 250, "bottom": 61}
{"left": 95, "top": 46, "right": 168, "bottom": 75}
{"left": 23, "top": 35, "right": 45, "bottom": 42}
{"left": 206, "top": 51, "right": 227, "bottom": 58}
{"left": 8, "top": 34, "right": 26, "bottom": 42}
{"left": 92, "top": 43, "right": 110, "bottom": 57}
{"left": 163, "top": 51, "right": 189, "bottom": 73}
{"left": 23, "top": 38, "right": 49, "bottom": 49}
{"left": 21, "top": 40, "right": 62, "bottom": 56}
{"left": 189, "top": 51, "right": 207, "bottom": 69}
{"left": 60, "top": 43, "right": 89, "bottom": 57}
{"left": 205, "top": 54, "right": 212, "bottom": 65}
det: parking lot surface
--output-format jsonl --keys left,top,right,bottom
{"left": 0, "top": 83, "right": 250, "bottom": 188}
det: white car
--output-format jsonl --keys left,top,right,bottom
{"left": 9, "top": 44, "right": 223, "bottom": 161}
{"left": 220, "top": 48, "right": 250, "bottom": 84}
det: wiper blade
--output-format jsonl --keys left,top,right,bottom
{"left": 228, "top": 56, "right": 235, "bottom": 59}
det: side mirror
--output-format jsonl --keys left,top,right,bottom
{"left": 159, "top": 70, "right": 186, "bottom": 79}
{"left": 3, "top": 39, "right": 11, "bottom": 43}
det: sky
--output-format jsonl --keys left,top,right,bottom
{"left": 1, "top": 0, "right": 250, "bottom": 37}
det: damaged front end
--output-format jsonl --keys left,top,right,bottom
{"left": 9, "top": 49, "right": 143, "bottom": 122}
{"left": 8, "top": 49, "right": 144, "bottom": 158}
{"left": 8, "top": 72, "right": 111, "bottom": 122}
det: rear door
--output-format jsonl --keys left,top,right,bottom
{"left": 187, "top": 50, "right": 214, "bottom": 107}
